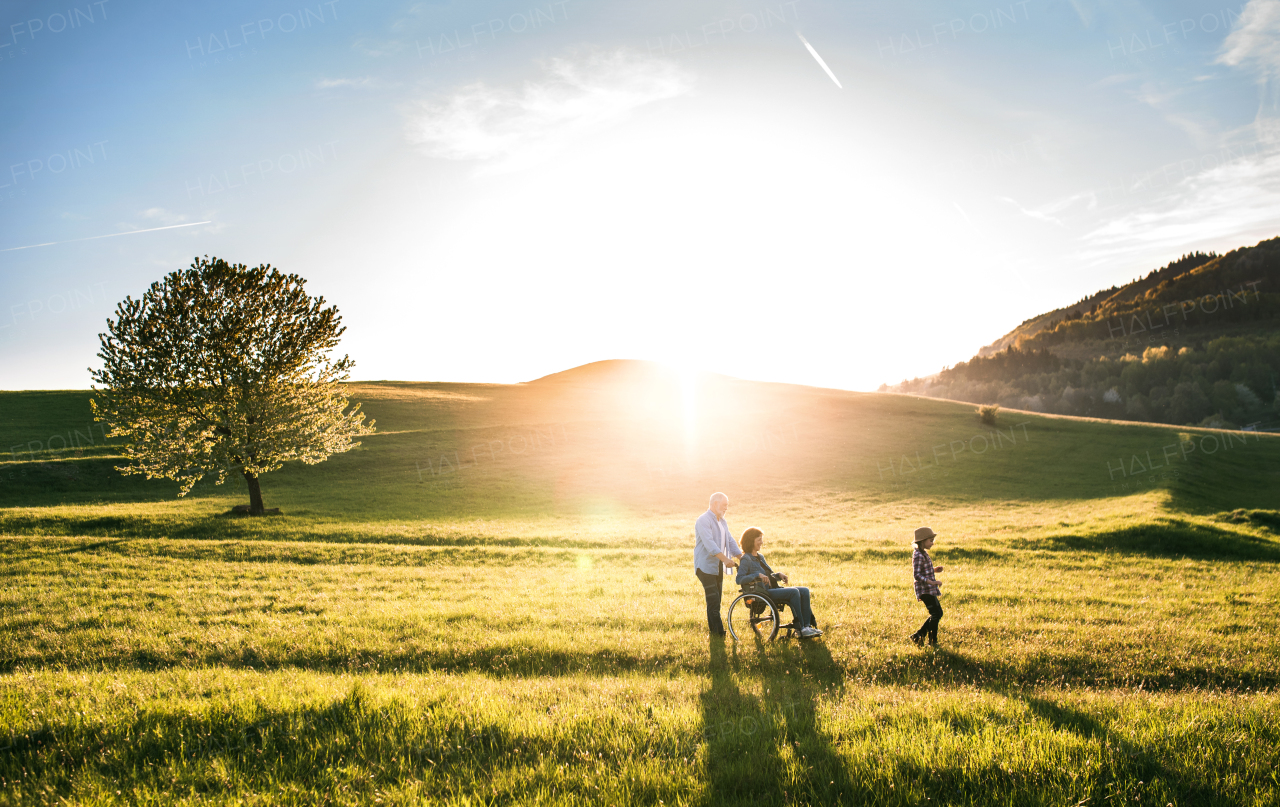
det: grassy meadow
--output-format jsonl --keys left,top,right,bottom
{"left": 2, "top": 360, "right": 1279, "bottom": 805}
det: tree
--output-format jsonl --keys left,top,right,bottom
{"left": 1168, "top": 381, "right": 1211, "bottom": 425}
{"left": 91, "top": 256, "right": 375, "bottom": 514}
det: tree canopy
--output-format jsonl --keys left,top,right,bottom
{"left": 91, "top": 256, "right": 374, "bottom": 513}
{"left": 884, "top": 237, "right": 1280, "bottom": 429}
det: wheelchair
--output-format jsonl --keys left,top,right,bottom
{"left": 727, "top": 585, "right": 804, "bottom": 642}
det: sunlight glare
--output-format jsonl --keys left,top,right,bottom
{"left": 673, "top": 359, "right": 700, "bottom": 452}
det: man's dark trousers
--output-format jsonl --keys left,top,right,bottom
{"left": 696, "top": 566, "right": 725, "bottom": 635}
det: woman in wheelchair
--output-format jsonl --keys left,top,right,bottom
{"left": 735, "top": 527, "right": 822, "bottom": 639}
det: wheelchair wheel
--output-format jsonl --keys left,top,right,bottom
{"left": 728, "top": 592, "right": 780, "bottom": 642}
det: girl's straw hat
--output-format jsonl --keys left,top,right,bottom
{"left": 914, "top": 527, "right": 938, "bottom": 543}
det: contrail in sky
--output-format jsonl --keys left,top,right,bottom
{"left": 796, "top": 32, "right": 842, "bottom": 89}
{"left": 0, "top": 221, "right": 212, "bottom": 253}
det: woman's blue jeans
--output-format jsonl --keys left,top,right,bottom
{"left": 767, "top": 586, "right": 812, "bottom": 629}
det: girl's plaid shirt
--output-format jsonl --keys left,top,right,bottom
{"left": 913, "top": 547, "right": 940, "bottom": 597}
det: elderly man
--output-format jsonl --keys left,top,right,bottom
{"left": 694, "top": 492, "right": 742, "bottom": 637}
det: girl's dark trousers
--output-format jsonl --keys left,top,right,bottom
{"left": 913, "top": 594, "right": 943, "bottom": 644}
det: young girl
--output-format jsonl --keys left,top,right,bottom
{"left": 910, "top": 526, "right": 944, "bottom": 647}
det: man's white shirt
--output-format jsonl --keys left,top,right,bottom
{"left": 693, "top": 509, "right": 742, "bottom": 575}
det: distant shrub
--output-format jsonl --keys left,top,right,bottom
{"left": 977, "top": 404, "right": 1000, "bottom": 426}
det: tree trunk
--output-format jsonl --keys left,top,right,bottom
{"left": 243, "top": 470, "right": 265, "bottom": 515}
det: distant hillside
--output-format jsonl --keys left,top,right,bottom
{"left": 4, "top": 363, "right": 1280, "bottom": 520}
{"left": 883, "top": 236, "right": 1280, "bottom": 430}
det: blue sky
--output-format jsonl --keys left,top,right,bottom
{"left": 2, "top": 0, "right": 1278, "bottom": 390}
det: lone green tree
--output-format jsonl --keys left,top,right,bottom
{"left": 91, "top": 256, "right": 375, "bottom": 514}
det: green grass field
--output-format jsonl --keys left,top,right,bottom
{"left": 3, "top": 361, "right": 1279, "bottom": 805}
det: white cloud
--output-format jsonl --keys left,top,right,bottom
{"left": 1219, "top": 0, "right": 1280, "bottom": 77}
{"left": 140, "top": 208, "right": 190, "bottom": 225}
{"left": 1219, "top": 0, "right": 1280, "bottom": 118}
{"left": 1132, "top": 82, "right": 1214, "bottom": 147}
{"left": 1089, "top": 73, "right": 1140, "bottom": 89}
{"left": 405, "top": 50, "right": 694, "bottom": 173}
{"left": 354, "top": 37, "right": 405, "bottom": 58}
{"left": 316, "top": 77, "right": 377, "bottom": 89}
{"left": 133, "top": 208, "right": 225, "bottom": 236}
{"left": 999, "top": 192, "right": 1096, "bottom": 226}
{"left": 1081, "top": 149, "right": 1280, "bottom": 261}
{"left": 1067, "top": 0, "right": 1092, "bottom": 28}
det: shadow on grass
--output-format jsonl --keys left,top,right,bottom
{"left": 0, "top": 457, "right": 185, "bottom": 507}
{"left": 778, "top": 639, "right": 857, "bottom": 804}
{"left": 856, "top": 642, "right": 1278, "bottom": 693}
{"left": 0, "top": 537, "right": 627, "bottom": 574}
{"left": 1216, "top": 508, "right": 1280, "bottom": 533}
{"left": 699, "top": 637, "right": 780, "bottom": 804}
{"left": 2, "top": 656, "right": 1273, "bottom": 805}
{"left": 0, "top": 512, "right": 615, "bottom": 549}
{"left": 0, "top": 685, "right": 554, "bottom": 803}
{"left": 5, "top": 639, "right": 1278, "bottom": 691}
{"left": 54, "top": 538, "right": 130, "bottom": 554}
{"left": 1164, "top": 447, "right": 1280, "bottom": 515}
{"left": 699, "top": 613, "right": 858, "bottom": 806}
{"left": 771, "top": 546, "right": 1006, "bottom": 565}
{"left": 1016, "top": 693, "right": 1242, "bottom": 805}
{"left": 1016, "top": 517, "right": 1280, "bottom": 561}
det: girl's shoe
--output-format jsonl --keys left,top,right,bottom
{"left": 909, "top": 634, "right": 924, "bottom": 647}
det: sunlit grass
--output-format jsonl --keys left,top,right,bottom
{"left": 2, "top": 376, "right": 1279, "bottom": 804}
{"left": 2, "top": 669, "right": 1278, "bottom": 806}
{"left": 3, "top": 496, "right": 1280, "bottom": 804}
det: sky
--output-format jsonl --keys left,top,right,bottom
{"left": 1, "top": 0, "right": 1278, "bottom": 391}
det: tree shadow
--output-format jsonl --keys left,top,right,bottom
{"left": 0, "top": 510, "right": 617, "bottom": 548}
{"left": 0, "top": 457, "right": 187, "bottom": 507}
{"left": 54, "top": 538, "right": 130, "bottom": 554}
{"left": 0, "top": 512, "right": 234, "bottom": 541}
{"left": 0, "top": 538, "right": 131, "bottom": 565}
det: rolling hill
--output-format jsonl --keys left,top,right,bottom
{"left": 884, "top": 236, "right": 1280, "bottom": 430}
{"left": 3, "top": 360, "right": 1278, "bottom": 533}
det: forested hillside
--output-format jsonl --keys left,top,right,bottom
{"left": 883, "top": 237, "right": 1280, "bottom": 429}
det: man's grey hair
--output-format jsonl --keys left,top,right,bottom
{"left": 709, "top": 492, "right": 728, "bottom": 506}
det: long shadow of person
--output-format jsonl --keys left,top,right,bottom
{"left": 1017, "top": 692, "right": 1233, "bottom": 805}
{"left": 699, "top": 610, "right": 860, "bottom": 805}
{"left": 773, "top": 637, "right": 858, "bottom": 804}
{"left": 699, "top": 635, "right": 789, "bottom": 805}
